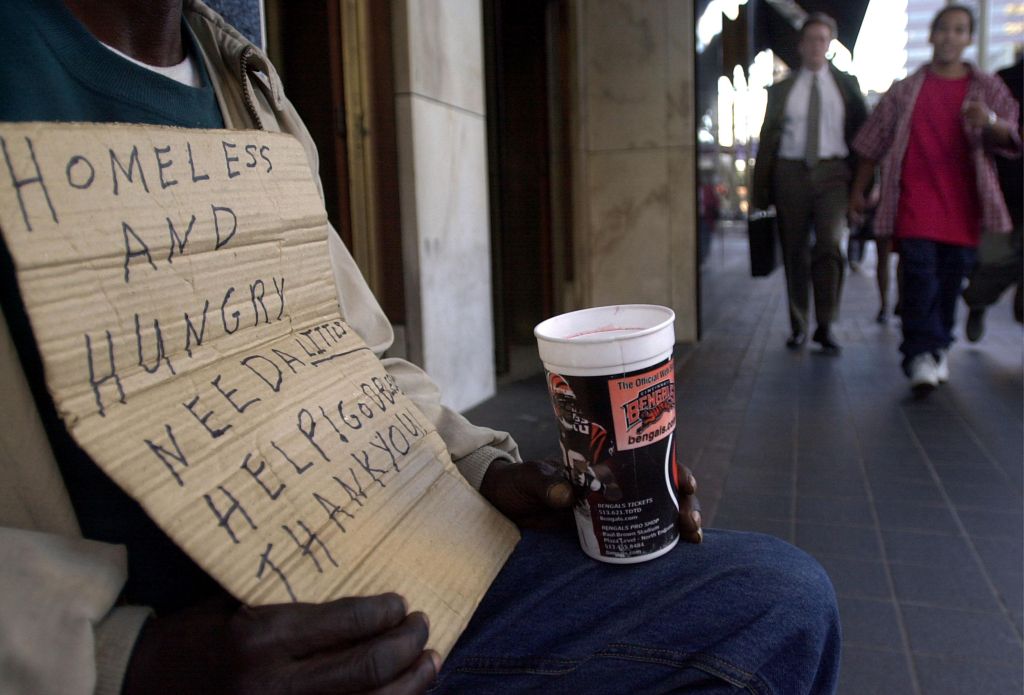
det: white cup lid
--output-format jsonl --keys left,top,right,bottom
{"left": 534, "top": 304, "right": 675, "bottom": 375}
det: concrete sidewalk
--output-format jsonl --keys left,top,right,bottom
{"left": 465, "top": 227, "right": 1024, "bottom": 694}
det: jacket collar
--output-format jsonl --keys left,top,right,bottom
{"left": 183, "top": 0, "right": 286, "bottom": 129}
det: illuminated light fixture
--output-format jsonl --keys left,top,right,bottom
{"left": 748, "top": 49, "right": 775, "bottom": 90}
{"left": 717, "top": 75, "right": 734, "bottom": 147}
{"left": 697, "top": 0, "right": 750, "bottom": 52}
{"left": 732, "top": 65, "right": 749, "bottom": 145}
{"left": 696, "top": 3, "right": 723, "bottom": 52}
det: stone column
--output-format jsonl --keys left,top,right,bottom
{"left": 573, "top": 0, "right": 698, "bottom": 341}
{"left": 392, "top": 0, "right": 496, "bottom": 410}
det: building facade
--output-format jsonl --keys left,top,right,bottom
{"left": 260, "top": 0, "right": 701, "bottom": 412}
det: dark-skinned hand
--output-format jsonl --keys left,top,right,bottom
{"left": 848, "top": 188, "right": 869, "bottom": 227}
{"left": 479, "top": 458, "right": 703, "bottom": 542}
{"left": 123, "top": 592, "right": 439, "bottom": 695}
{"left": 961, "top": 99, "right": 995, "bottom": 130}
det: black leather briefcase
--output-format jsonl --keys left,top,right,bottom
{"left": 747, "top": 210, "right": 779, "bottom": 277}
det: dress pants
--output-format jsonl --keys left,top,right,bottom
{"left": 773, "top": 159, "right": 850, "bottom": 335}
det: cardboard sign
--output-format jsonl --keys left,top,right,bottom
{"left": 0, "top": 122, "right": 519, "bottom": 656}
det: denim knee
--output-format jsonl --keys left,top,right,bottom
{"left": 739, "top": 534, "right": 841, "bottom": 694}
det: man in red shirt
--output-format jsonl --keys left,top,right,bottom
{"left": 850, "top": 4, "right": 1021, "bottom": 397}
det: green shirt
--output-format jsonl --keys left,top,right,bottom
{"left": 0, "top": 0, "right": 224, "bottom": 128}
{"left": 0, "top": 0, "right": 226, "bottom": 612}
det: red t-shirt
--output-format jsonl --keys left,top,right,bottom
{"left": 895, "top": 71, "right": 980, "bottom": 247}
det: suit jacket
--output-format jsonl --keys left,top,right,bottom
{"left": 751, "top": 63, "right": 869, "bottom": 211}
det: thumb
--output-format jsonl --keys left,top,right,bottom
{"left": 520, "top": 460, "right": 574, "bottom": 509}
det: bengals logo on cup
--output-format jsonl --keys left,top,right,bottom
{"left": 621, "top": 381, "right": 675, "bottom": 433}
{"left": 608, "top": 359, "right": 676, "bottom": 452}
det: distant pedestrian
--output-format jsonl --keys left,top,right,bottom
{"left": 698, "top": 173, "right": 721, "bottom": 265}
{"left": 962, "top": 56, "right": 1023, "bottom": 340}
{"left": 848, "top": 183, "right": 899, "bottom": 323}
{"left": 850, "top": 4, "right": 1021, "bottom": 397}
{"left": 752, "top": 12, "right": 869, "bottom": 355}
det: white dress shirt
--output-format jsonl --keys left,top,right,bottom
{"left": 778, "top": 65, "right": 848, "bottom": 160}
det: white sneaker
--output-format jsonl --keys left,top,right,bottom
{"left": 908, "top": 353, "right": 938, "bottom": 397}
{"left": 934, "top": 350, "right": 949, "bottom": 384}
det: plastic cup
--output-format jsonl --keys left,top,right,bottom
{"left": 534, "top": 305, "right": 680, "bottom": 563}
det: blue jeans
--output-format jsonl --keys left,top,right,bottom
{"left": 898, "top": 238, "right": 977, "bottom": 372}
{"left": 431, "top": 528, "right": 840, "bottom": 694}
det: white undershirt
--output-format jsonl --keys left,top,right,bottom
{"left": 778, "top": 65, "right": 848, "bottom": 160}
{"left": 100, "top": 41, "right": 203, "bottom": 88}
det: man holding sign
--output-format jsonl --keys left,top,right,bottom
{"left": 0, "top": 2, "right": 841, "bottom": 694}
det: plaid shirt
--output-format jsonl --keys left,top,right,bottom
{"left": 853, "top": 64, "right": 1022, "bottom": 238}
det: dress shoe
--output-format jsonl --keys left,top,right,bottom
{"left": 812, "top": 326, "right": 840, "bottom": 354}
{"left": 786, "top": 332, "right": 806, "bottom": 349}
{"left": 965, "top": 308, "right": 985, "bottom": 342}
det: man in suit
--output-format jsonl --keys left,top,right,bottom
{"left": 752, "top": 12, "right": 868, "bottom": 354}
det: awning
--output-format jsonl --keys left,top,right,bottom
{"left": 754, "top": 0, "right": 871, "bottom": 70}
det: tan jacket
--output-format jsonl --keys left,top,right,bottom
{"left": 0, "top": 3, "right": 518, "bottom": 692}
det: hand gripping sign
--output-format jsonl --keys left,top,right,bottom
{"left": 0, "top": 122, "right": 518, "bottom": 657}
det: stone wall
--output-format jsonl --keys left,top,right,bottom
{"left": 392, "top": 0, "right": 496, "bottom": 411}
{"left": 574, "top": 0, "right": 698, "bottom": 341}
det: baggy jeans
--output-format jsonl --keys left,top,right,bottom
{"left": 431, "top": 527, "right": 841, "bottom": 694}
{"left": 898, "top": 237, "right": 977, "bottom": 373}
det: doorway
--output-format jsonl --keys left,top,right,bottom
{"left": 266, "top": 0, "right": 405, "bottom": 323}
{"left": 485, "top": 0, "right": 574, "bottom": 379}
